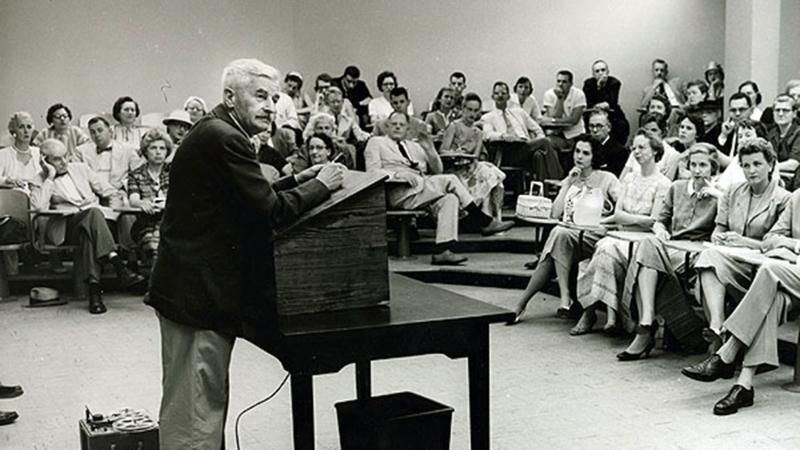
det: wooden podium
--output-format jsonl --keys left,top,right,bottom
{"left": 272, "top": 170, "right": 389, "bottom": 316}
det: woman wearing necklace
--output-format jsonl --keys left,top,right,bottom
{"left": 688, "top": 138, "right": 790, "bottom": 354}
{"left": 1, "top": 112, "right": 41, "bottom": 192}
{"left": 509, "top": 134, "right": 619, "bottom": 324}
{"left": 572, "top": 129, "right": 671, "bottom": 335}
{"left": 34, "top": 103, "right": 89, "bottom": 162}
{"left": 112, "top": 96, "right": 147, "bottom": 149}
{"left": 127, "top": 129, "right": 172, "bottom": 261}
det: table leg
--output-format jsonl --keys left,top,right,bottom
{"left": 291, "top": 373, "right": 315, "bottom": 450}
{"left": 468, "top": 326, "right": 490, "bottom": 450}
{"left": 493, "top": 147, "right": 504, "bottom": 167}
{"left": 355, "top": 360, "right": 371, "bottom": 399}
{"left": 782, "top": 325, "right": 800, "bottom": 393}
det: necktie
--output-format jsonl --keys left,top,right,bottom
{"left": 396, "top": 141, "right": 419, "bottom": 170}
{"left": 502, "top": 110, "right": 514, "bottom": 135}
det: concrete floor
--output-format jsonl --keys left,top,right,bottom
{"left": 1, "top": 282, "right": 799, "bottom": 449}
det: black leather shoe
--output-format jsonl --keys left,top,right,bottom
{"left": 88, "top": 290, "right": 107, "bottom": 315}
{"left": 431, "top": 250, "right": 468, "bottom": 265}
{"left": 0, "top": 411, "right": 18, "bottom": 426}
{"left": 0, "top": 385, "right": 23, "bottom": 399}
{"left": 617, "top": 323, "right": 658, "bottom": 361}
{"left": 713, "top": 384, "right": 754, "bottom": 415}
{"left": 481, "top": 219, "right": 514, "bottom": 236}
{"left": 118, "top": 267, "right": 147, "bottom": 293}
{"left": 702, "top": 328, "right": 724, "bottom": 356}
{"left": 681, "top": 354, "right": 735, "bottom": 382}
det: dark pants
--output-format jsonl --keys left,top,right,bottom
{"left": 64, "top": 208, "right": 116, "bottom": 284}
{"left": 487, "top": 139, "right": 564, "bottom": 181}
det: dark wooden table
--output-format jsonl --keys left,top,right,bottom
{"left": 245, "top": 273, "right": 514, "bottom": 450}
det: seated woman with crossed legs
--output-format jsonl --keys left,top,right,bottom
{"left": 685, "top": 138, "right": 790, "bottom": 354}
{"left": 571, "top": 129, "right": 671, "bottom": 335}
{"left": 509, "top": 134, "right": 619, "bottom": 324}
{"left": 615, "top": 144, "right": 721, "bottom": 360}
{"left": 682, "top": 188, "right": 800, "bottom": 415}
{"left": 440, "top": 92, "right": 506, "bottom": 220}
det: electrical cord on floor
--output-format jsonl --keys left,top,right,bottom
{"left": 234, "top": 373, "right": 290, "bottom": 450}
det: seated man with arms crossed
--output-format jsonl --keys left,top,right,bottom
{"left": 541, "top": 70, "right": 587, "bottom": 171}
{"left": 31, "top": 139, "right": 146, "bottom": 314}
{"left": 481, "top": 81, "right": 563, "bottom": 181}
{"left": 366, "top": 111, "right": 513, "bottom": 265}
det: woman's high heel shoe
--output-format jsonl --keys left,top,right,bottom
{"left": 507, "top": 301, "right": 529, "bottom": 325}
{"left": 616, "top": 323, "right": 659, "bottom": 361}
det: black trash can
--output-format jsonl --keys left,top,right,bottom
{"left": 335, "top": 391, "right": 454, "bottom": 450}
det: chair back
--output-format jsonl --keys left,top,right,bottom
{"left": 0, "top": 189, "right": 29, "bottom": 224}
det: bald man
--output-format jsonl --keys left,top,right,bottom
{"left": 30, "top": 139, "right": 146, "bottom": 314}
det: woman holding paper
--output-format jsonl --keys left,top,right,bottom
{"left": 509, "top": 134, "right": 619, "bottom": 324}
{"left": 615, "top": 144, "right": 720, "bottom": 360}
{"left": 690, "top": 137, "right": 790, "bottom": 354}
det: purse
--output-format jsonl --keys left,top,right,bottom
{"left": 515, "top": 182, "right": 553, "bottom": 219}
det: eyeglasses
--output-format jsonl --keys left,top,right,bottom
{"left": 588, "top": 123, "right": 606, "bottom": 129}
{"left": 52, "top": 114, "right": 70, "bottom": 120}
{"left": 774, "top": 108, "right": 794, "bottom": 114}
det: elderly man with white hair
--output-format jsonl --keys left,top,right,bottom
{"left": 30, "top": 139, "right": 146, "bottom": 314}
{"left": 146, "top": 58, "right": 345, "bottom": 449}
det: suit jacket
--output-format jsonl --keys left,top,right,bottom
{"left": 147, "top": 104, "right": 330, "bottom": 336}
{"left": 765, "top": 190, "right": 800, "bottom": 243}
{"left": 767, "top": 122, "right": 800, "bottom": 164}
{"left": 365, "top": 136, "right": 440, "bottom": 206}
{"left": 716, "top": 179, "right": 790, "bottom": 240}
{"left": 77, "top": 140, "right": 143, "bottom": 191}
{"left": 599, "top": 137, "right": 629, "bottom": 177}
{"left": 583, "top": 76, "right": 622, "bottom": 109}
{"left": 29, "top": 162, "right": 119, "bottom": 245}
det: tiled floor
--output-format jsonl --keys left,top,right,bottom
{"left": 2, "top": 283, "right": 799, "bottom": 449}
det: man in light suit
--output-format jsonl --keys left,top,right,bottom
{"left": 366, "top": 111, "right": 513, "bottom": 265}
{"left": 78, "top": 116, "right": 143, "bottom": 194}
{"left": 30, "top": 139, "right": 146, "bottom": 314}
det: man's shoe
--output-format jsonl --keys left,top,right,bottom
{"left": 431, "top": 250, "right": 468, "bottom": 265}
{"left": 0, "top": 385, "right": 23, "bottom": 399}
{"left": 117, "top": 267, "right": 147, "bottom": 293}
{"left": 481, "top": 219, "right": 514, "bottom": 236}
{"left": 88, "top": 290, "right": 107, "bottom": 315}
{"left": 713, "top": 385, "right": 754, "bottom": 415}
{"left": 681, "top": 354, "right": 735, "bottom": 382}
{"left": 0, "top": 411, "right": 18, "bottom": 426}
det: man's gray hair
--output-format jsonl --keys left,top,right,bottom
{"left": 40, "top": 138, "right": 67, "bottom": 157}
{"left": 221, "top": 58, "right": 280, "bottom": 93}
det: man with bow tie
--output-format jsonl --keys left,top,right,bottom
{"left": 77, "top": 116, "right": 143, "bottom": 197}
{"left": 366, "top": 111, "right": 514, "bottom": 265}
{"left": 30, "top": 139, "right": 147, "bottom": 314}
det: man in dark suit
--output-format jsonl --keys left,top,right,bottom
{"left": 588, "top": 110, "right": 628, "bottom": 177}
{"left": 147, "top": 58, "right": 345, "bottom": 448}
{"left": 334, "top": 65, "right": 372, "bottom": 128}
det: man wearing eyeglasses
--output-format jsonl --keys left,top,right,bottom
{"left": 588, "top": 110, "right": 628, "bottom": 177}
{"left": 717, "top": 93, "right": 754, "bottom": 156}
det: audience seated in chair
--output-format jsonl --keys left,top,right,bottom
{"left": 588, "top": 110, "right": 628, "bottom": 177}
{"left": 425, "top": 87, "right": 458, "bottom": 145}
{"left": 273, "top": 90, "right": 302, "bottom": 132}
{"left": 163, "top": 109, "right": 193, "bottom": 148}
{"left": 670, "top": 114, "right": 706, "bottom": 180}
{"left": 183, "top": 96, "right": 207, "bottom": 124}
{"left": 297, "top": 113, "right": 356, "bottom": 171}
{"left": 541, "top": 70, "right": 587, "bottom": 170}
{"left": 716, "top": 93, "right": 754, "bottom": 157}
{"left": 767, "top": 95, "right": 800, "bottom": 176}
{"left": 334, "top": 65, "right": 373, "bottom": 128}
{"left": 715, "top": 119, "right": 767, "bottom": 191}
{"left": 1, "top": 112, "right": 41, "bottom": 193}
{"left": 448, "top": 71, "right": 467, "bottom": 116}
{"left": 697, "top": 99, "right": 723, "bottom": 149}
{"left": 509, "top": 134, "right": 619, "bottom": 324}
{"left": 509, "top": 76, "right": 542, "bottom": 121}
{"left": 440, "top": 92, "right": 506, "bottom": 220}
{"left": 583, "top": 60, "right": 630, "bottom": 145}
{"left": 34, "top": 103, "right": 89, "bottom": 163}
{"left": 616, "top": 145, "right": 721, "bottom": 359}
{"left": 738, "top": 80, "right": 763, "bottom": 122}
{"left": 704, "top": 61, "right": 725, "bottom": 102}
{"left": 640, "top": 58, "right": 684, "bottom": 110}
{"left": 365, "top": 112, "right": 513, "bottom": 265}
{"left": 323, "top": 86, "right": 370, "bottom": 145}
{"left": 111, "top": 96, "right": 147, "bottom": 149}
{"left": 620, "top": 113, "right": 681, "bottom": 181}
{"left": 78, "top": 116, "right": 143, "bottom": 201}
{"left": 689, "top": 138, "right": 790, "bottom": 354}
{"left": 30, "top": 139, "right": 146, "bottom": 314}
{"left": 127, "top": 129, "right": 172, "bottom": 262}
{"left": 481, "top": 81, "right": 564, "bottom": 181}
{"left": 682, "top": 188, "right": 800, "bottom": 415}
{"left": 373, "top": 87, "right": 433, "bottom": 147}
{"left": 283, "top": 71, "right": 313, "bottom": 128}
{"left": 574, "top": 129, "right": 671, "bottom": 332}
{"left": 369, "top": 71, "right": 415, "bottom": 126}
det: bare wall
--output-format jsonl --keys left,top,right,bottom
{"left": 293, "top": 0, "right": 726, "bottom": 123}
{"left": 0, "top": 0, "right": 296, "bottom": 131}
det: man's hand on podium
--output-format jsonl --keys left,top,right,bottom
{"left": 315, "top": 163, "right": 347, "bottom": 191}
